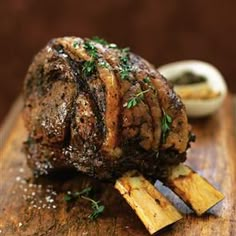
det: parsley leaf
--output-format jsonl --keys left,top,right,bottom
{"left": 161, "top": 110, "right": 172, "bottom": 144}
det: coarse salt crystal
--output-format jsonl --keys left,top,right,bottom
{"left": 16, "top": 176, "right": 21, "bottom": 182}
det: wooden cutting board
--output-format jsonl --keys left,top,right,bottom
{"left": 0, "top": 95, "right": 235, "bottom": 236}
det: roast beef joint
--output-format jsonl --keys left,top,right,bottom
{"left": 22, "top": 37, "right": 224, "bottom": 234}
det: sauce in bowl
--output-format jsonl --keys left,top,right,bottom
{"left": 158, "top": 60, "right": 228, "bottom": 117}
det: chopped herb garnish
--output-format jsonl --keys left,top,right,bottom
{"left": 84, "top": 41, "right": 98, "bottom": 59}
{"left": 82, "top": 40, "right": 99, "bottom": 77}
{"left": 91, "top": 36, "right": 118, "bottom": 49}
{"left": 64, "top": 187, "right": 105, "bottom": 220}
{"left": 64, "top": 187, "right": 104, "bottom": 220}
{"left": 124, "top": 89, "right": 150, "bottom": 109}
{"left": 64, "top": 194, "right": 73, "bottom": 202}
{"left": 73, "top": 41, "right": 80, "bottom": 48}
{"left": 161, "top": 110, "right": 172, "bottom": 144}
{"left": 143, "top": 77, "right": 151, "bottom": 84}
{"left": 143, "top": 76, "right": 156, "bottom": 91}
{"left": 83, "top": 60, "right": 96, "bottom": 76}
{"left": 120, "top": 68, "right": 130, "bottom": 80}
{"left": 81, "top": 196, "right": 105, "bottom": 220}
{"left": 98, "top": 60, "right": 110, "bottom": 69}
{"left": 119, "top": 48, "right": 132, "bottom": 80}
{"left": 91, "top": 36, "right": 109, "bottom": 45}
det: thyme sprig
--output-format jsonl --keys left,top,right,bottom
{"left": 119, "top": 48, "right": 132, "bottom": 80}
{"left": 123, "top": 89, "right": 150, "bottom": 109}
{"left": 64, "top": 187, "right": 92, "bottom": 202}
{"left": 91, "top": 36, "right": 118, "bottom": 49}
{"left": 64, "top": 187, "right": 105, "bottom": 220}
{"left": 143, "top": 76, "right": 156, "bottom": 92}
{"left": 161, "top": 110, "right": 172, "bottom": 144}
{"left": 82, "top": 40, "right": 99, "bottom": 76}
{"left": 84, "top": 41, "right": 98, "bottom": 59}
{"left": 73, "top": 41, "right": 80, "bottom": 49}
{"left": 82, "top": 60, "right": 96, "bottom": 77}
{"left": 81, "top": 196, "right": 105, "bottom": 220}
{"left": 77, "top": 36, "right": 132, "bottom": 80}
{"left": 143, "top": 76, "right": 151, "bottom": 84}
{"left": 98, "top": 60, "right": 110, "bottom": 69}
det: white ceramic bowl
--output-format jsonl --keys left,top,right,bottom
{"left": 158, "top": 60, "right": 228, "bottom": 118}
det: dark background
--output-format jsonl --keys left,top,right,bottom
{"left": 1, "top": 0, "right": 236, "bottom": 123}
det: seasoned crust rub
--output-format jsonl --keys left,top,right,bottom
{"left": 23, "top": 37, "right": 192, "bottom": 181}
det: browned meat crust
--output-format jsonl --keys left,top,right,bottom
{"left": 23, "top": 37, "right": 192, "bottom": 182}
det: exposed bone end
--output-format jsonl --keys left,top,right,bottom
{"left": 165, "top": 164, "right": 224, "bottom": 215}
{"left": 115, "top": 170, "right": 182, "bottom": 235}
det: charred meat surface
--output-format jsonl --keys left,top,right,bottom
{"left": 23, "top": 37, "right": 192, "bottom": 182}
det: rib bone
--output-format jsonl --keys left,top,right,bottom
{"left": 115, "top": 170, "right": 182, "bottom": 235}
{"left": 163, "top": 164, "right": 224, "bottom": 215}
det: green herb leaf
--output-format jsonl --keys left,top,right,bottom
{"left": 89, "top": 204, "right": 105, "bottom": 220}
{"left": 119, "top": 48, "right": 132, "bottom": 80}
{"left": 161, "top": 110, "right": 172, "bottom": 144}
{"left": 83, "top": 60, "right": 96, "bottom": 76}
{"left": 91, "top": 36, "right": 118, "bottom": 49}
{"left": 143, "top": 77, "right": 151, "bottom": 84}
{"left": 143, "top": 76, "right": 156, "bottom": 92}
{"left": 98, "top": 60, "right": 110, "bottom": 69}
{"left": 124, "top": 89, "right": 150, "bottom": 109}
{"left": 64, "top": 187, "right": 92, "bottom": 202}
{"left": 64, "top": 194, "right": 72, "bottom": 202}
{"left": 120, "top": 67, "right": 130, "bottom": 80}
{"left": 73, "top": 41, "right": 79, "bottom": 48}
{"left": 91, "top": 36, "right": 109, "bottom": 45}
{"left": 78, "top": 187, "right": 92, "bottom": 196}
{"left": 121, "top": 47, "right": 130, "bottom": 53}
{"left": 81, "top": 196, "right": 105, "bottom": 220}
{"left": 64, "top": 187, "right": 104, "bottom": 220}
{"left": 84, "top": 41, "right": 98, "bottom": 59}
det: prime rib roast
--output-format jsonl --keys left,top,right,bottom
{"left": 23, "top": 36, "right": 194, "bottom": 182}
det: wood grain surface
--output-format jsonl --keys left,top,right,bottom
{"left": 0, "top": 96, "right": 235, "bottom": 236}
